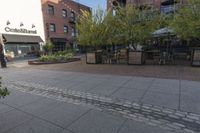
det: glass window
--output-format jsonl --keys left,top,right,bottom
{"left": 71, "top": 27, "right": 75, "bottom": 37}
{"left": 62, "top": 9, "right": 67, "bottom": 18}
{"left": 5, "top": 44, "right": 40, "bottom": 58}
{"left": 161, "top": 5, "right": 175, "bottom": 14}
{"left": 50, "top": 23, "right": 56, "bottom": 32}
{"left": 70, "top": 11, "right": 75, "bottom": 18}
{"left": 64, "top": 26, "right": 68, "bottom": 33}
{"left": 48, "top": 5, "right": 54, "bottom": 15}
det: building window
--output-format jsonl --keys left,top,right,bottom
{"left": 71, "top": 27, "right": 75, "bottom": 37}
{"left": 48, "top": 5, "right": 54, "bottom": 15}
{"left": 70, "top": 11, "right": 75, "bottom": 18}
{"left": 161, "top": 5, "right": 175, "bottom": 14}
{"left": 50, "top": 23, "right": 56, "bottom": 32}
{"left": 64, "top": 26, "right": 68, "bottom": 33}
{"left": 62, "top": 9, "right": 67, "bottom": 18}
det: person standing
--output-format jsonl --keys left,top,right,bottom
{"left": 0, "top": 41, "right": 7, "bottom": 68}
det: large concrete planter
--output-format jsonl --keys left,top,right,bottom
{"left": 28, "top": 58, "right": 81, "bottom": 65}
{"left": 191, "top": 49, "right": 200, "bottom": 66}
{"left": 86, "top": 51, "right": 102, "bottom": 64}
{"left": 128, "top": 50, "right": 145, "bottom": 65}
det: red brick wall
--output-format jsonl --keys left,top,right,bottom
{"left": 41, "top": 0, "right": 91, "bottom": 42}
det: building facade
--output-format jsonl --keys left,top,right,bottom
{"left": 0, "top": 0, "right": 45, "bottom": 59}
{"left": 41, "top": 0, "right": 91, "bottom": 52}
{"left": 107, "top": 0, "right": 187, "bottom": 14}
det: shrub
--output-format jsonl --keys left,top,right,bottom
{"left": 39, "top": 55, "right": 58, "bottom": 62}
{"left": 39, "top": 53, "right": 74, "bottom": 62}
{"left": 43, "top": 40, "right": 54, "bottom": 55}
{"left": 54, "top": 49, "right": 75, "bottom": 56}
{"left": 0, "top": 77, "right": 9, "bottom": 98}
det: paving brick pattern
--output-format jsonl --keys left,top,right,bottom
{"left": 25, "top": 58, "right": 200, "bottom": 82}
{"left": 5, "top": 81, "right": 200, "bottom": 133}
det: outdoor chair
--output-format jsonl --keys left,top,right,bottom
{"left": 153, "top": 54, "right": 161, "bottom": 65}
{"left": 102, "top": 51, "right": 109, "bottom": 64}
{"left": 147, "top": 50, "right": 161, "bottom": 65}
{"left": 160, "top": 52, "right": 174, "bottom": 65}
{"left": 117, "top": 49, "right": 128, "bottom": 64}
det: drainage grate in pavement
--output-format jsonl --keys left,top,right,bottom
{"left": 6, "top": 81, "right": 200, "bottom": 133}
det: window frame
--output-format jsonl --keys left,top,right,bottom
{"left": 63, "top": 25, "right": 68, "bottom": 33}
{"left": 48, "top": 5, "right": 55, "bottom": 15}
{"left": 62, "top": 9, "right": 67, "bottom": 18}
{"left": 70, "top": 11, "right": 75, "bottom": 18}
{"left": 71, "top": 27, "right": 76, "bottom": 37}
{"left": 50, "top": 23, "right": 56, "bottom": 32}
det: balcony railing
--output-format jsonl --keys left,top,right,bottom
{"left": 69, "top": 17, "right": 76, "bottom": 24}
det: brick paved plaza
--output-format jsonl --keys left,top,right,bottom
{"left": 1, "top": 58, "right": 200, "bottom": 133}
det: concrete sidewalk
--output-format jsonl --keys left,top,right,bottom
{"left": 0, "top": 68, "right": 200, "bottom": 132}
{"left": 0, "top": 89, "right": 183, "bottom": 133}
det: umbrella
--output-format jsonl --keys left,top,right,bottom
{"left": 152, "top": 28, "right": 174, "bottom": 37}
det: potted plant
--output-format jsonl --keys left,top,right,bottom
{"left": 0, "top": 77, "right": 9, "bottom": 98}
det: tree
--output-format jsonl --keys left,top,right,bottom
{"left": 77, "top": 5, "right": 161, "bottom": 51}
{"left": 115, "top": 5, "right": 158, "bottom": 49}
{"left": 77, "top": 8, "right": 109, "bottom": 51}
{"left": 170, "top": 0, "right": 200, "bottom": 43}
{"left": 43, "top": 40, "right": 54, "bottom": 55}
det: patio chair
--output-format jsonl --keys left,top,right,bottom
{"left": 117, "top": 49, "right": 128, "bottom": 64}
{"left": 102, "top": 51, "right": 109, "bottom": 64}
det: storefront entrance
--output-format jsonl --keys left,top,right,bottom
{"left": 2, "top": 34, "right": 43, "bottom": 60}
{"left": 5, "top": 43, "right": 40, "bottom": 58}
{"left": 50, "top": 38, "right": 67, "bottom": 52}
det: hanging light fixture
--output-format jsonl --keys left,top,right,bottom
{"left": 6, "top": 20, "right": 10, "bottom": 25}
{"left": 20, "top": 22, "right": 24, "bottom": 27}
{"left": 32, "top": 24, "right": 35, "bottom": 28}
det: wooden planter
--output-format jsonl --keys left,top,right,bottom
{"left": 86, "top": 51, "right": 102, "bottom": 64}
{"left": 191, "top": 49, "right": 200, "bottom": 66}
{"left": 128, "top": 50, "right": 145, "bottom": 65}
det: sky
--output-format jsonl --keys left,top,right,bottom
{"left": 73, "top": 0, "right": 107, "bottom": 11}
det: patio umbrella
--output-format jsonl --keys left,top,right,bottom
{"left": 152, "top": 28, "right": 174, "bottom": 38}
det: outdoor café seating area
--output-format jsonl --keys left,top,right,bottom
{"left": 85, "top": 41, "right": 199, "bottom": 66}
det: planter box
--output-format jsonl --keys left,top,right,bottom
{"left": 86, "top": 51, "right": 102, "bottom": 64}
{"left": 191, "top": 49, "right": 200, "bottom": 66}
{"left": 128, "top": 51, "right": 145, "bottom": 65}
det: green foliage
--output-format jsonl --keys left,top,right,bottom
{"left": 104, "top": 10, "right": 125, "bottom": 45}
{"left": 77, "top": 6, "right": 159, "bottom": 49}
{"left": 43, "top": 40, "right": 54, "bottom": 55}
{"left": 39, "top": 55, "right": 58, "bottom": 62}
{"left": 54, "top": 49, "right": 75, "bottom": 56}
{"left": 115, "top": 5, "right": 159, "bottom": 47}
{"left": 0, "top": 77, "right": 9, "bottom": 98}
{"left": 170, "top": 0, "right": 200, "bottom": 41}
{"left": 77, "top": 8, "right": 108, "bottom": 48}
{"left": 39, "top": 49, "right": 74, "bottom": 62}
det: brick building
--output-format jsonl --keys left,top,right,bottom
{"left": 41, "top": 0, "right": 91, "bottom": 51}
{"left": 107, "top": 0, "right": 187, "bottom": 14}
